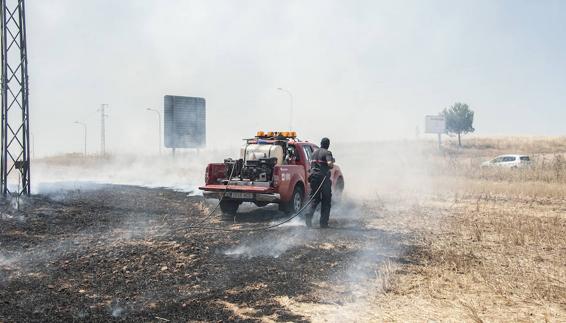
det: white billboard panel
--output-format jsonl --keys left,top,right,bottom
{"left": 425, "top": 115, "right": 446, "bottom": 134}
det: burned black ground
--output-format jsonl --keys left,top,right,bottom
{"left": 0, "top": 184, "right": 411, "bottom": 322}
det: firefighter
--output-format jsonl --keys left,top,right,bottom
{"left": 305, "top": 137, "right": 335, "bottom": 228}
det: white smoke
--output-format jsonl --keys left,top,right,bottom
{"left": 30, "top": 149, "right": 237, "bottom": 196}
{"left": 223, "top": 227, "right": 313, "bottom": 258}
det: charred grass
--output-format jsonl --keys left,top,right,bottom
{"left": 0, "top": 184, "right": 410, "bottom": 322}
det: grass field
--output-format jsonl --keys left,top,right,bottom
{"left": 349, "top": 137, "right": 566, "bottom": 321}
{"left": 3, "top": 136, "right": 565, "bottom": 322}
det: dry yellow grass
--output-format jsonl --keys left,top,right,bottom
{"left": 369, "top": 137, "right": 566, "bottom": 321}
{"left": 444, "top": 136, "right": 566, "bottom": 157}
{"left": 396, "top": 197, "right": 566, "bottom": 321}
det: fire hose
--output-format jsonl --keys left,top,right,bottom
{"left": 187, "top": 161, "right": 238, "bottom": 229}
{"left": 187, "top": 175, "right": 328, "bottom": 232}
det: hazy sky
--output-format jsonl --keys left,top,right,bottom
{"left": 28, "top": 0, "right": 566, "bottom": 155}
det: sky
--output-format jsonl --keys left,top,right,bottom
{"left": 26, "top": 0, "right": 566, "bottom": 156}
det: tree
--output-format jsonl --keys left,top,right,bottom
{"left": 442, "top": 102, "right": 475, "bottom": 147}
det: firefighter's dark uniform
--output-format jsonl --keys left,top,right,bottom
{"left": 305, "top": 147, "right": 334, "bottom": 228}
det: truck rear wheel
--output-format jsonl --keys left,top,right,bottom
{"left": 280, "top": 185, "right": 304, "bottom": 215}
{"left": 219, "top": 200, "right": 240, "bottom": 216}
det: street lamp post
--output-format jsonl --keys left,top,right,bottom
{"left": 146, "top": 108, "right": 162, "bottom": 155}
{"left": 277, "top": 87, "right": 294, "bottom": 130}
{"left": 74, "top": 121, "right": 87, "bottom": 156}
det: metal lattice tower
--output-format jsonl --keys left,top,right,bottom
{"left": 0, "top": 0, "right": 30, "bottom": 196}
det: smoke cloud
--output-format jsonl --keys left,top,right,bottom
{"left": 27, "top": 1, "right": 566, "bottom": 157}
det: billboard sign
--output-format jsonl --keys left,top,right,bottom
{"left": 425, "top": 115, "right": 446, "bottom": 134}
{"left": 164, "top": 95, "right": 206, "bottom": 148}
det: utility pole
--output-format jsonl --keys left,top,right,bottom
{"left": 99, "top": 104, "right": 108, "bottom": 156}
{"left": 74, "top": 121, "right": 87, "bottom": 156}
{"left": 146, "top": 108, "right": 162, "bottom": 155}
{"left": 1, "top": 0, "right": 31, "bottom": 196}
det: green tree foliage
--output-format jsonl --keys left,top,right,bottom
{"left": 442, "top": 102, "right": 475, "bottom": 146}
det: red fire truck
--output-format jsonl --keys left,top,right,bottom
{"left": 199, "top": 132, "right": 344, "bottom": 216}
